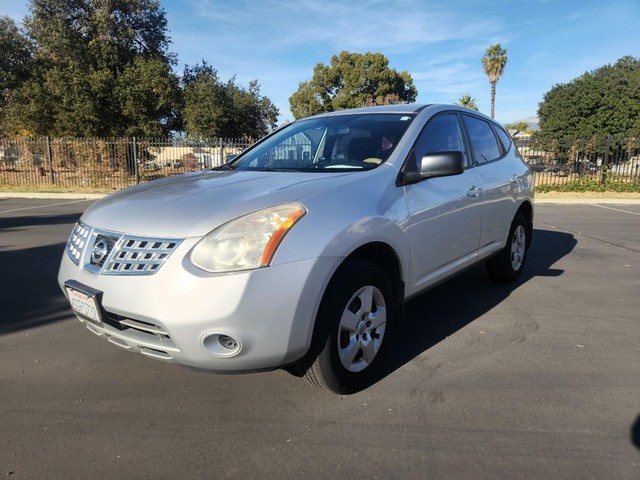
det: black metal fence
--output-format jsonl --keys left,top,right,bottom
{"left": 0, "top": 137, "right": 255, "bottom": 190}
{"left": 515, "top": 135, "right": 640, "bottom": 187}
{"left": 1, "top": 135, "right": 639, "bottom": 190}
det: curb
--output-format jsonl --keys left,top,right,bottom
{"left": 535, "top": 198, "right": 640, "bottom": 205}
{"left": 0, "top": 192, "right": 106, "bottom": 200}
{"left": 535, "top": 197, "right": 640, "bottom": 205}
{"left": 2, "top": 192, "right": 640, "bottom": 205}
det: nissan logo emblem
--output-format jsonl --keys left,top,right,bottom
{"left": 91, "top": 238, "right": 109, "bottom": 264}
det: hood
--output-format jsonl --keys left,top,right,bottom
{"left": 81, "top": 169, "right": 358, "bottom": 237}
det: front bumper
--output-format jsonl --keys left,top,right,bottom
{"left": 58, "top": 238, "right": 338, "bottom": 371}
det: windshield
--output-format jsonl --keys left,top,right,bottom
{"left": 229, "top": 113, "right": 415, "bottom": 172}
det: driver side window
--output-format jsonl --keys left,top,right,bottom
{"left": 413, "top": 114, "right": 467, "bottom": 166}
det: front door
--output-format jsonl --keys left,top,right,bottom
{"left": 404, "top": 113, "right": 483, "bottom": 296}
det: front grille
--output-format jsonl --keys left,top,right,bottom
{"left": 104, "top": 238, "right": 179, "bottom": 275}
{"left": 66, "top": 222, "right": 90, "bottom": 265}
{"left": 89, "top": 233, "right": 119, "bottom": 268}
{"left": 65, "top": 222, "right": 182, "bottom": 275}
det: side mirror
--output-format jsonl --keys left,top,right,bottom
{"left": 419, "top": 151, "right": 465, "bottom": 178}
{"left": 399, "top": 151, "right": 465, "bottom": 186}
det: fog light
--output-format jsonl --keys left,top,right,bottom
{"left": 202, "top": 333, "right": 242, "bottom": 357}
{"left": 218, "top": 335, "right": 238, "bottom": 350}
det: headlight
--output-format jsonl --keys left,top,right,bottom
{"left": 190, "top": 203, "right": 307, "bottom": 273}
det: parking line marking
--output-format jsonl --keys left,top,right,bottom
{"left": 0, "top": 199, "right": 95, "bottom": 214}
{"left": 592, "top": 204, "right": 640, "bottom": 216}
{"left": 540, "top": 221, "right": 640, "bottom": 254}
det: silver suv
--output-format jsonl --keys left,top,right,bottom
{"left": 59, "top": 104, "right": 534, "bottom": 394}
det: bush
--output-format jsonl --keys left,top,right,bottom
{"left": 536, "top": 178, "right": 640, "bottom": 193}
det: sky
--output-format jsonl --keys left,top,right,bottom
{"left": 1, "top": 0, "right": 639, "bottom": 125}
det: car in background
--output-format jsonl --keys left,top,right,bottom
{"left": 525, "top": 157, "right": 546, "bottom": 172}
{"left": 573, "top": 160, "right": 598, "bottom": 175}
{"left": 546, "top": 163, "right": 570, "bottom": 176}
{"left": 59, "top": 104, "right": 534, "bottom": 394}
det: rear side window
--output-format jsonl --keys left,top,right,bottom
{"left": 462, "top": 115, "right": 501, "bottom": 164}
{"left": 494, "top": 125, "right": 512, "bottom": 153}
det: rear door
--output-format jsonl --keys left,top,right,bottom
{"left": 461, "top": 115, "right": 518, "bottom": 252}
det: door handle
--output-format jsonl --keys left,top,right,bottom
{"left": 466, "top": 186, "right": 482, "bottom": 198}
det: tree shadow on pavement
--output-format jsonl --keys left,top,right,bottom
{"left": 0, "top": 207, "right": 86, "bottom": 335}
{"left": 0, "top": 212, "right": 83, "bottom": 233}
{"left": 375, "top": 227, "right": 578, "bottom": 387}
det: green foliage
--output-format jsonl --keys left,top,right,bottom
{"left": 482, "top": 44, "right": 507, "bottom": 118}
{"left": 536, "top": 177, "right": 640, "bottom": 193}
{"left": 289, "top": 51, "right": 417, "bottom": 119}
{"left": 181, "top": 62, "right": 278, "bottom": 138}
{"left": 1, "top": 1, "right": 279, "bottom": 139}
{"left": 23, "top": 0, "right": 171, "bottom": 69}
{"left": 0, "top": 16, "right": 33, "bottom": 135}
{"left": 4, "top": 0, "right": 179, "bottom": 137}
{"left": 456, "top": 94, "right": 478, "bottom": 111}
{"left": 537, "top": 56, "right": 640, "bottom": 140}
{"left": 0, "top": 16, "right": 32, "bottom": 91}
{"left": 115, "top": 56, "right": 181, "bottom": 137}
{"left": 504, "top": 121, "right": 529, "bottom": 132}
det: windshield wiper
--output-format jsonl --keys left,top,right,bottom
{"left": 249, "top": 167, "right": 301, "bottom": 172}
{"left": 211, "top": 163, "right": 234, "bottom": 171}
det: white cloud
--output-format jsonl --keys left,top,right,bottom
{"left": 186, "top": 0, "right": 504, "bottom": 55}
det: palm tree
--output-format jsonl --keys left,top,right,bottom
{"left": 482, "top": 44, "right": 508, "bottom": 118}
{"left": 456, "top": 94, "right": 478, "bottom": 111}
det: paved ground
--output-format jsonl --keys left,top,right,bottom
{"left": 1, "top": 198, "right": 639, "bottom": 479}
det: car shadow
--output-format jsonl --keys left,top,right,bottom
{"left": 288, "top": 227, "right": 576, "bottom": 393}
{"left": 373, "top": 227, "right": 576, "bottom": 386}
{"left": 632, "top": 415, "right": 640, "bottom": 450}
{"left": 0, "top": 241, "right": 74, "bottom": 335}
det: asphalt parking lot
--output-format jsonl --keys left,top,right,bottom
{"left": 1, "top": 197, "right": 639, "bottom": 479}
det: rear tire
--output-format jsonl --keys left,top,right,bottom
{"left": 303, "top": 259, "right": 395, "bottom": 394}
{"left": 486, "top": 214, "right": 528, "bottom": 283}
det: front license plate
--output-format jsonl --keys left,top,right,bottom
{"left": 66, "top": 285, "right": 103, "bottom": 325}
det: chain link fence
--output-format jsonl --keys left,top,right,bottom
{"left": 0, "top": 137, "right": 255, "bottom": 190}
{"left": 1, "top": 135, "right": 639, "bottom": 190}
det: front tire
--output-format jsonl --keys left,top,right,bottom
{"left": 303, "top": 259, "right": 395, "bottom": 394}
{"left": 486, "top": 213, "right": 529, "bottom": 283}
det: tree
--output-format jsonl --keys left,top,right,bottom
{"left": 115, "top": 56, "right": 181, "bottom": 137}
{"left": 0, "top": 16, "right": 33, "bottom": 135}
{"left": 504, "top": 121, "right": 529, "bottom": 132}
{"left": 225, "top": 79, "right": 279, "bottom": 138}
{"left": 23, "top": 0, "right": 171, "bottom": 70}
{"left": 182, "top": 62, "right": 278, "bottom": 138}
{"left": 0, "top": 16, "right": 32, "bottom": 92}
{"left": 455, "top": 94, "right": 478, "bottom": 111}
{"left": 289, "top": 51, "right": 417, "bottom": 119}
{"left": 482, "top": 44, "right": 507, "bottom": 118}
{"left": 5, "top": 0, "right": 179, "bottom": 136}
{"left": 537, "top": 56, "right": 640, "bottom": 140}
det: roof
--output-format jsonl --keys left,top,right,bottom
{"left": 311, "top": 103, "right": 431, "bottom": 118}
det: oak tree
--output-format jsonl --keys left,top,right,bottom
{"left": 289, "top": 51, "right": 417, "bottom": 119}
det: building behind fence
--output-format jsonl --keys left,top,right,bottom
{"left": 1, "top": 135, "right": 639, "bottom": 190}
